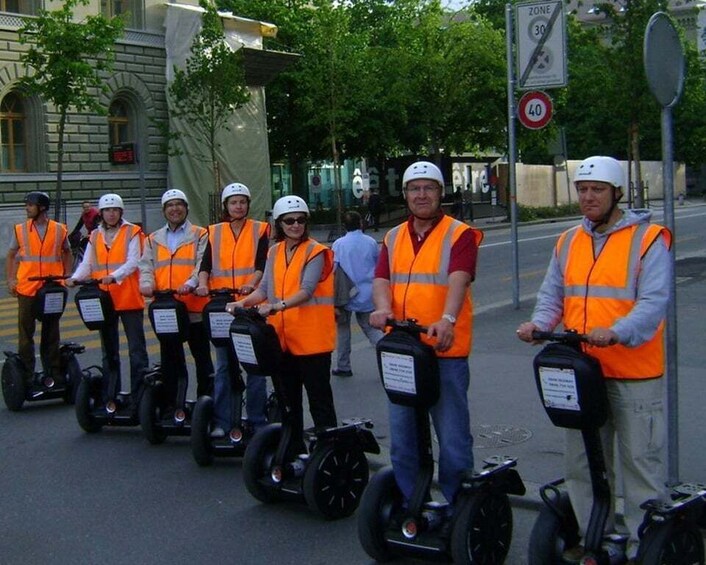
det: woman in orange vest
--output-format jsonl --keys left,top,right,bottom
{"left": 69, "top": 193, "right": 149, "bottom": 411}
{"left": 195, "top": 183, "right": 270, "bottom": 438}
{"left": 231, "top": 195, "right": 337, "bottom": 452}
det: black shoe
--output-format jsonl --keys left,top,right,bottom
{"left": 332, "top": 369, "right": 353, "bottom": 377}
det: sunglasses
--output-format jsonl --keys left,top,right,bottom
{"left": 281, "top": 217, "right": 307, "bottom": 225}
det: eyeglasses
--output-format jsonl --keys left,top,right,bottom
{"left": 281, "top": 217, "right": 307, "bottom": 225}
{"left": 405, "top": 184, "right": 439, "bottom": 194}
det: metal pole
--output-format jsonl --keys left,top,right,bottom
{"left": 138, "top": 143, "right": 147, "bottom": 233}
{"left": 661, "top": 106, "right": 678, "bottom": 484}
{"left": 506, "top": 3, "right": 520, "bottom": 309}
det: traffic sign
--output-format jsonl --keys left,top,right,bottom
{"left": 517, "top": 90, "right": 553, "bottom": 129}
{"left": 515, "top": 0, "right": 567, "bottom": 89}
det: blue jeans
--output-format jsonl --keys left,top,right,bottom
{"left": 335, "top": 309, "right": 384, "bottom": 372}
{"left": 388, "top": 357, "right": 473, "bottom": 503}
{"left": 213, "top": 344, "right": 267, "bottom": 431}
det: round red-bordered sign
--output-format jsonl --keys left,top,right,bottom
{"left": 517, "top": 90, "right": 553, "bottom": 130}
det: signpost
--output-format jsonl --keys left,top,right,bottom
{"left": 517, "top": 90, "right": 553, "bottom": 129}
{"left": 515, "top": 0, "right": 567, "bottom": 89}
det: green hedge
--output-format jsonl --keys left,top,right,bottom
{"left": 517, "top": 203, "right": 581, "bottom": 222}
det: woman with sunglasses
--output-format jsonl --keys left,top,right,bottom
{"left": 231, "top": 195, "right": 337, "bottom": 453}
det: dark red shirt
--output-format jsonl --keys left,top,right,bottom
{"left": 374, "top": 214, "right": 479, "bottom": 281}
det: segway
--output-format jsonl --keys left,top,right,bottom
{"left": 357, "top": 319, "right": 525, "bottom": 564}
{"left": 190, "top": 288, "right": 278, "bottom": 466}
{"left": 139, "top": 289, "right": 196, "bottom": 444}
{"left": 527, "top": 330, "right": 706, "bottom": 565}
{"left": 2, "top": 275, "right": 83, "bottom": 411}
{"left": 234, "top": 307, "right": 380, "bottom": 520}
{"left": 72, "top": 279, "right": 140, "bottom": 432}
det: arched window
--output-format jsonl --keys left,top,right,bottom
{"left": 108, "top": 99, "right": 130, "bottom": 145}
{"left": 1, "top": 92, "right": 27, "bottom": 172}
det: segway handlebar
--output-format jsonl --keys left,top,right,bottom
{"left": 28, "top": 274, "right": 69, "bottom": 282}
{"left": 531, "top": 330, "right": 588, "bottom": 345}
{"left": 209, "top": 287, "right": 254, "bottom": 298}
{"left": 385, "top": 318, "right": 429, "bottom": 334}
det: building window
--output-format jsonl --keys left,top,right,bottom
{"left": 1, "top": 92, "right": 27, "bottom": 173}
{"left": 101, "top": 0, "right": 143, "bottom": 29}
{"left": 108, "top": 99, "right": 130, "bottom": 145}
{"left": 1, "top": 0, "right": 40, "bottom": 15}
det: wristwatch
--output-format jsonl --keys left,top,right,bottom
{"left": 442, "top": 313, "right": 456, "bottom": 325}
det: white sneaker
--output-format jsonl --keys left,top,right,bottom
{"left": 210, "top": 427, "right": 225, "bottom": 438}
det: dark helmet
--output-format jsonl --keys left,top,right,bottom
{"left": 24, "top": 191, "right": 51, "bottom": 209}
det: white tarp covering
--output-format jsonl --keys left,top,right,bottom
{"left": 164, "top": 3, "right": 272, "bottom": 226}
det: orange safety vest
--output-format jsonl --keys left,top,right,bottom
{"left": 556, "top": 222, "right": 672, "bottom": 379}
{"left": 150, "top": 225, "right": 208, "bottom": 313}
{"left": 15, "top": 220, "right": 67, "bottom": 297}
{"left": 89, "top": 222, "right": 145, "bottom": 311}
{"left": 207, "top": 219, "right": 270, "bottom": 290}
{"left": 265, "top": 240, "right": 335, "bottom": 355}
{"left": 385, "top": 216, "right": 483, "bottom": 358}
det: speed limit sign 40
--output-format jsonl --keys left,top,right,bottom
{"left": 517, "top": 90, "right": 553, "bottom": 129}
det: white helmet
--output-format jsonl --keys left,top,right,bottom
{"left": 98, "top": 193, "right": 124, "bottom": 210}
{"left": 272, "top": 195, "right": 309, "bottom": 220}
{"left": 402, "top": 161, "right": 444, "bottom": 189}
{"left": 221, "top": 182, "right": 251, "bottom": 204}
{"left": 573, "top": 156, "right": 625, "bottom": 189}
{"left": 161, "top": 189, "right": 189, "bottom": 208}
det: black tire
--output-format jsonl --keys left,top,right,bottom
{"left": 63, "top": 355, "right": 82, "bottom": 405}
{"left": 357, "top": 466, "right": 402, "bottom": 562}
{"left": 528, "top": 492, "right": 576, "bottom": 565}
{"left": 242, "top": 423, "right": 283, "bottom": 503}
{"left": 2, "top": 357, "right": 26, "bottom": 412}
{"left": 637, "top": 519, "right": 705, "bottom": 565}
{"left": 191, "top": 396, "right": 215, "bottom": 467}
{"left": 75, "top": 378, "right": 103, "bottom": 433}
{"left": 303, "top": 443, "right": 369, "bottom": 520}
{"left": 140, "top": 385, "right": 167, "bottom": 445}
{"left": 451, "top": 492, "right": 513, "bottom": 565}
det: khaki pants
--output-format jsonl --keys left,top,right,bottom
{"left": 565, "top": 377, "right": 666, "bottom": 558}
{"left": 17, "top": 294, "right": 62, "bottom": 383}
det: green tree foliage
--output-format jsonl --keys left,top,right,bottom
{"left": 18, "top": 0, "right": 124, "bottom": 219}
{"left": 168, "top": 0, "right": 251, "bottom": 192}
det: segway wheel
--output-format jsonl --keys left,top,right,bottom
{"left": 2, "top": 356, "right": 26, "bottom": 411}
{"left": 303, "top": 443, "right": 369, "bottom": 520}
{"left": 75, "top": 378, "right": 102, "bottom": 433}
{"left": 242, "top": 423, "right": 283, "bottom": 503}
{"left": 357, "top": 466, "right": 402, "bottom": 562}
{"left": 63, "top": 355, "right": 82, "bottom": 405}
{"left": 451, "top": 491, "right": 513, "bottom": 565}
{"left": 528, "top": 491, "right": 578, "bottom": 565}
{"left": 140, "top": 385, "right": 167, "bottom": 445}
{"left": 191, "top": 396, "right": 215, "bottom": 467}
{"left": 637, "top": 519, "right": 705, "bottom": 565}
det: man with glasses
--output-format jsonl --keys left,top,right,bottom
{"left": 370, "top": 161, "right": 483, "bottom": 508}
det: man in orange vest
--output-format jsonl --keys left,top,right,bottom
{"left": 196, "top": 182, "right": 270, "bottom": 438}
{"left": 138, "top": 189, "right": 214, "bottom": 400}
{"left": 370, "top": 161, "right": 483, "bottom": 506}
{"left": 5, "top": 191, "right": 72, "bottom": 384}
{"left": 517, "top": 156, "right": 672, "bottom": 564}
{"left": 69, "top": 193, "right": 149, "bottom": 410}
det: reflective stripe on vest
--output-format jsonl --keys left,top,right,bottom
{"left": 265, "top": 240, "right": 335, "bottom": 354}
{"left": 16, "top": 220, "right": 66, "bottom": 296}
{"left": 385, "top": 216, "right": 483, "bottom": 358}
{"left": 557, "top": 222, "right": 671, "bottom": 378}
{"left": 90, "top": 223, "right": 145, "bottom": 311}
{"left": 151, "top": 225, "right": 208, "bottom": 313}
{"left": 208, "top": 220, "right": 268, "bottom": 289}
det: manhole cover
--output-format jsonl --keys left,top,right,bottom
{"left": 473, "top": 424, "right": 532, "bottom": 449}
